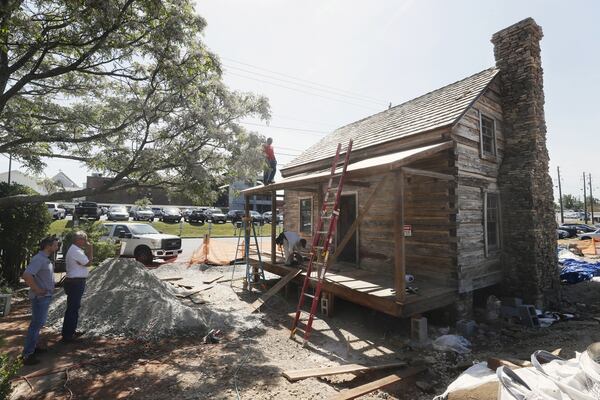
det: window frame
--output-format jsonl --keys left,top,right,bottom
{"left": 299, "top": 196, "right": 313, "bottom": 235}
{"left": 479, "top": 112, "right": 497, "bottom": 159}
{"left": 483, "top": 191, "right": 501, "bottom": 257}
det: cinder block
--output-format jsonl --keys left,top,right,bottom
{"left": 456, "top": 319, "right": 477, "bottom": 337}
{"left": 518, "top": 305, "right": 540, "bottom": 328}
{"left": 411, "top": 316, "right": 428, "bottom": 343}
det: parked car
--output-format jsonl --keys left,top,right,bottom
{"left": 578, "top": 229, "right": 600, "bottom": 241}
{"left": 227, "top": 209, "right": 245, "bottom": 223}
{"left": 558, "top": 225, "right": 578, "bottom": 238}
{"left": 204, "top": 208, "right": 227, "bottom": 223}
{"left": 101, "top": 222, "right": 182, "bottom": 264}
{"left": 263, "top": 211, "right": 283, "bottom": 224}
{"left": 188, "top": 209, "right": 206, "bottom": 224}
{"left": 557, "top": 229, "right": 570, "bottom": 239}
{"left": 74, "top": 202, "right": 100, "bottom": 220}
{"left": 250, "top": 210, "right": 264, "bottom": 225}
{"left": 107, "top": 205, "right": 130, "bottom": 221}
{"left": 46, "top": 203, "right": 66, "bottom": 220}
{"left": 182, "top": 208, "right": 194, "bottom": 221}
{"left": 561, "top": 223, "right": 596, "bottom": 233}
{"left": 133, "top": 206, "right": 155, "bottom": 221}
{"left": 151, "top": 207, "right": 163, "bottom": 217}
{"left": 58, "top": 203, "right": 74, "bottom": 216}
{"left": 160, "top": 207, "right": 182, "bottom": 223}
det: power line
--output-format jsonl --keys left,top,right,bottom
{"left": 240, "top": 121, "right": 329, "bottom": 136}
{"left": 269, "top": 113, "right": 338, "bottom": 129}
{"left": 224, "top": 64, "right": 387, "bottom": 106}
{"left": 226, "top": 71, "right": 382, "bottom": 111}
{"left": 221, "top": 56, "right": 388, "bottom": 104}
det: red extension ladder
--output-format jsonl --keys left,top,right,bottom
{"left": 290, "top": 140, "right": 353, "bottom": 344}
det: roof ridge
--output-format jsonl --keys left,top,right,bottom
{"left": 332, "top": 67, "right": 498, "bottom": 133}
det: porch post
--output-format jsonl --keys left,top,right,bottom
{"left": 271, "top": 190, "right": 277, "bottom": 264}
{"left": 394, "top": 170, "right": 406, "bottom": 302}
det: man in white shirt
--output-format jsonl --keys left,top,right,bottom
{"left": 275, "top": 231, "right": 307, "bottom": 266}
{"left": 61, "top": 231, "right": 93, "bottom": 342}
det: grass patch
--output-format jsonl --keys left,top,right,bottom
{"left": 48, "top": 219, "right": 283, "bottom": 238}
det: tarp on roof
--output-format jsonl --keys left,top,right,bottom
{"left": 242, "top": 141, "right": 453, "bottom": 195}
{"left": 282, "top": 68, "right": 498, "bottom": 172}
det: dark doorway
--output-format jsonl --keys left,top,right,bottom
{"left": 337, "top": 193, "right": 357, "bottom": 263}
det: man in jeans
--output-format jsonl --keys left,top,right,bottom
{"left": 22, "top": 237, "right": 60, "bottom": 365}
{"left": 61, "top": 231, "right": 93, "bottom": 343}
{"left": 263, "top": 137, "right": 277, "bottom": 184}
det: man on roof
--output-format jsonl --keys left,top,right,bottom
{"left": 263, "top": 137, "right": 277, "bottom": 185}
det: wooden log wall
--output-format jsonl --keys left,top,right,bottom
{"left": 283, "top": 189, "right": 321, "bottom": 244}
{"left": 403, "top": 151, "right": 456, "bottom": 285}
{"left": 452, "top": 79, "right": 504, "bottom": 292}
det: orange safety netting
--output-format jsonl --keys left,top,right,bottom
{"left": 576, "top": 239, "right": 600, "bottom": 255}
{"left": 188, "top": 235, "right": 231, "bottom": 266}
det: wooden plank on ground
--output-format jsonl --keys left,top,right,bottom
{"left": 160, "top": 277, "right": 182, "bottom": 281}
{"left": 250, "top": 269, "right": 301, "bottom": 312}
{"left": 329, "top": 367, "right": 425, "bottom": 400}
{"left": 282, "top": 362, "right": 408, "bottom": 382}
{"left": 202, "top": 275, "right": 224, "bottom": 284}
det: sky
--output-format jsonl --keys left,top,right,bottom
{"left": 1, "top": 0, "right": 599, "bottom": 199}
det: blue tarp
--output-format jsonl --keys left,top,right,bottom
{"left": 560, "top": 258, "right": 600, "bottom": 284}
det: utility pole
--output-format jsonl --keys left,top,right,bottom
{"left": 583, "top": 172, "right": 588, "bottom": 224}
{"left": 7, "top": 153, "right": 11, "bottom": 185}
{"left": 557, "top": 166, "right": 564, "bottom": 224}
{"left": 589, "top": 173, "right": 595, "bottom": 224}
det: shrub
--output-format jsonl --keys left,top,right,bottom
{"left": 0, "top": 183, "right": 51, "bottom": 285}
{"left": 0, "top": 338, "right": 21, "bottom": 400}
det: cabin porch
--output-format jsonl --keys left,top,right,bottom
{"left": 242, "top": 140, "right": 459, "bottom": 318}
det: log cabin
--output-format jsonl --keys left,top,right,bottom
{"left": 242, "top": 18, "right": 559, "bottom": 318}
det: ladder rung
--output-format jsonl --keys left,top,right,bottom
{"left": 327, "top": 187, "right": 339, "bottom": 191}
{"left": 315, "top": 231, "right": 328, "bottom": 234}
{"left": 303, "top": 293, "right": 315, "bottom": 299}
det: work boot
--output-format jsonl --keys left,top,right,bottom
{"left": 23, "top": 355, "right": 41, "bottom": 366}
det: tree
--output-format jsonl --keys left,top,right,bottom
{"left": 0, "top": 182, "right": 51, "bottom": 284}
{"left": 561, "top": 194, "right": 582, "bottom": 210}
{"left": 0, "top": 0, "right": 270, "bottom": 208}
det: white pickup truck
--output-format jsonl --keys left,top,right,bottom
{"left": 101, "top": 222, "right": 183, "bottom": 264}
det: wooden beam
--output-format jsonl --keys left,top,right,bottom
{"left": 282, "top": 362, "right": 408, "bottom": 382}
{"left": 344, "top": 180, "right": 371, "bottom": 187}
{"left": 330, "top": 174, "right": 390, "bottom": 263}
{"left": 271, "top": 191, "right": 277, "bottom": 264}
{"left": 394, "top": 170, "right": 406, "bottom": 302}
{"left": 401, "top": 167, "right": 455, "bottom": 181}
{"left": 329, "top": 367, "right": 426, "bottom": 400}
{"left": 294, "top": 188, "right": 320, "bottom": 192}
{"left": 250, "top": 269, "right": 301, "bottom": 312}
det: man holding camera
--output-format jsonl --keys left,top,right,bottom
{"left": 61, "top": 231, "right": 93, "bottom": 343}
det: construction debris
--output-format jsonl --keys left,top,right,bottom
{"left": 282, "top": 361, "right": 409, "bottom": 382}
{"left": 329, "top": 367, "right": 426, "bottom": 400}
{"left": 250, "top": 269, "right": 300, "bottom": 312}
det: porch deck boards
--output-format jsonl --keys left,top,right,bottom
{"left": 252, "top": 256, "right": 458, "bottom": 317}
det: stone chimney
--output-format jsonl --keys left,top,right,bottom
{"left": 491, "top": 18, "right": 559, "bottom": 307}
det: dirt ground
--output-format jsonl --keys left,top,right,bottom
{"left": 3, "top": 260, "right": 600, "bottom": 400}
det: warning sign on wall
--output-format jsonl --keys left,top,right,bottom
{"left": 403, "top": 224, "right": 412, "bottom": 237}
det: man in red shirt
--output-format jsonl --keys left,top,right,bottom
{"left": 263, "top": 137, "right": 277, "bottom": 184}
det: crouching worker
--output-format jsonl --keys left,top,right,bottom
{"left": 22, "top": 237, "right": 60, "bottom": 365}
{"left": 275, "top": 231, "right": 307, "bottom": 266}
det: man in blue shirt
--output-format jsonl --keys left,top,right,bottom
{"left": 22, "top": 237, "right": 59, "bottom": 365}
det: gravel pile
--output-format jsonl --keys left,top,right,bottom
{"left": 47, "top": 258, "right": 243, "bottom": 340}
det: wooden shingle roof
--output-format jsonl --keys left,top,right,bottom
{"left": 282, "top": 67, "right": 499, "bottom": 172}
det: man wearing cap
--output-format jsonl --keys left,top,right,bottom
{"left": 61, "top": 231, "right": 93, "bottom": 343}
{"left": 22, "top": 237, "right": 60, "bottom": 365}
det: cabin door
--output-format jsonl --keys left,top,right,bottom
{"left": 337, "top": 193, "right": 358, "bottom": 263}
